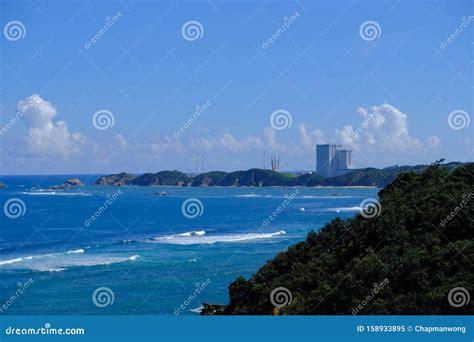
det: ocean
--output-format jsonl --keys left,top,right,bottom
{"left": 0, "top": 175, "right": 378, "bottom": 315}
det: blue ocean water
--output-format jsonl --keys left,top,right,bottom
{"left": 0, "top": 175, "right": 378, "bottom": 315}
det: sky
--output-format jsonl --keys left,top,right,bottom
{"left": 0, "top": 0, "right": 473, "bottom": 175}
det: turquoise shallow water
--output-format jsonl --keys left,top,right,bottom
{"left": 0, "top": 175, "right": 378, "bottom": 315}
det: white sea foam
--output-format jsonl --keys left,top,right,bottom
{"left": 234, "top": 194, "right": 262, "bottom": 198}
{"left": 328, "top": 206, "right": 361, "bottom": 212}
{"left": 190, "top": 306, "right": 204, "bottom": 313}
{"left": 146, "top": 231, "right": 286, "bottom": 245}
{"left": 22, "top": 191, "right": 91, "bottom": 197}
{"left": 302, "top": 195, "right": 354, "bottom": 199}
{"left": 178, "top": 230, "right": 206, "bottom": 237}
{"left": 0, "top": 257, "right": 23, "bottom": 266}
{"left": 46, "top": 268, "right": 67, "bottom": 272}
{"left": 66, "top": 249, "right": 84, "bottom": 254}
{"left": 0, "top": 249, "right": 139, "bottom": 272}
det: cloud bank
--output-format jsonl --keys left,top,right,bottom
{"left": 7, "top": 96, "right": 440, "bottom": 172}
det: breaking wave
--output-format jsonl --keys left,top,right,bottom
{"left": 22, "top": 191, "right": 92, "bottom": 196}
{"left": 0, "top": 248, "right": 139, "bottom": 272}
{"left": 145, "top": 230, "right": 286, "bottom": 245}
{"left": 327, "top": 206, "right": 361, "bottom": 212}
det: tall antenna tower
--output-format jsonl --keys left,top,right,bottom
{"left": 201, "top": 153, "right": 204, "bottom": 173}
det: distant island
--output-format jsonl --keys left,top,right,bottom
{"left": 94, "top": 162, "right": 462, "bottom": 188}
{"left": 49, "top": 178, "right": 83, "bottom": 190}
{"left": 203, "top": 161, "right": 473, "bottom": 315}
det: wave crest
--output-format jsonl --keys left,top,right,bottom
{"left": 145, "top": 231, "right": 286, "bottom": 245}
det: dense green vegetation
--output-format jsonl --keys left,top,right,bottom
{"left": 210, "top": 162, "right": 473, "bottom": 315}
{"left": 131, "top": 170, "right": 191, "bottom": 186}
{"left": 94, "top": 162, "right": 462, "bottom": 187}
{"left": 94, "top": 172, "right": 135, "bottom": 186}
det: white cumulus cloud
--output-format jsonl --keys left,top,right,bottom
{"left": 299, "top": 123, "right": 326, "bottom": 150}
{"left": 18, "top": 94, "right": 85, "bottom": 156}
{"left": 300, "top": 103, "right": 440, "bottom": 155}
{"left": 342, "top": 103, "right": 440, "bottom": 152}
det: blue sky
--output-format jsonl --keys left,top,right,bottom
{"left": 0, "top": 0, "right": 472, "bottom": 175}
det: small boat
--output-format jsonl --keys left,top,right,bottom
{"left": 298, "top": 207, "right": 305, "bottom": 212}
{"left": 156, "top": 191, "right": 169, "bottom": 196}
